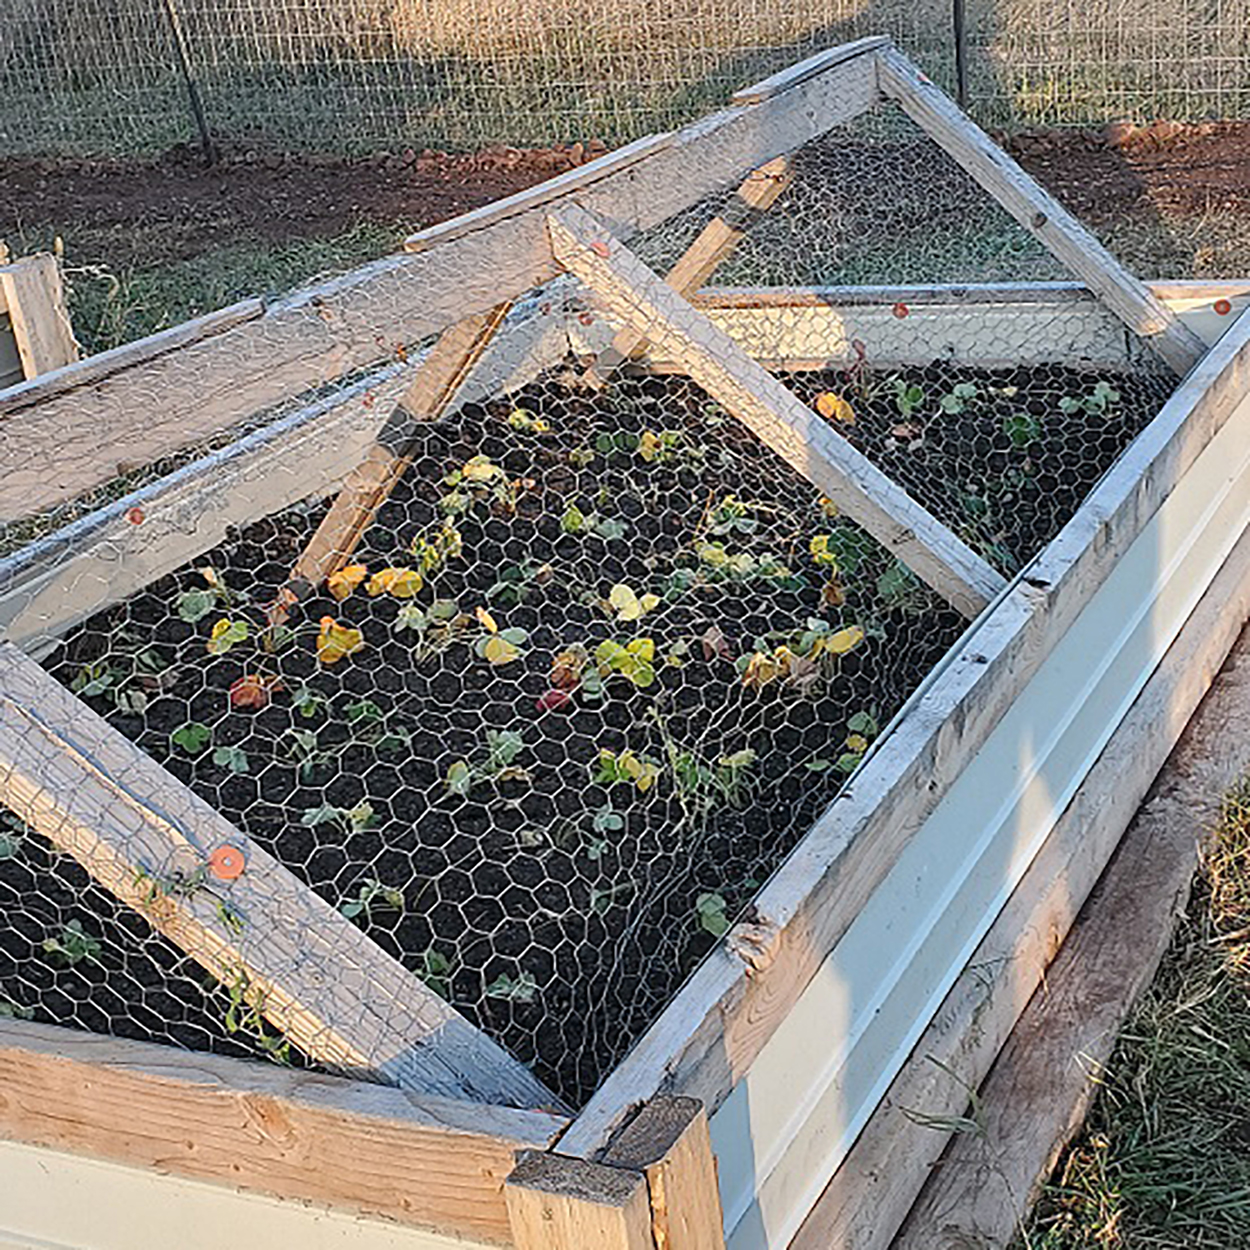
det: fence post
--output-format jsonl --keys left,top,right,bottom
{"left": 160, "top": 0, "right": 216, "bottom": 164}
{"left": 952, "top": 0, "right": 970, "bottom": 109}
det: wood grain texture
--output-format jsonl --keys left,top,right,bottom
{"left": 557, "top": 311, "right": 1250, "bottom": 1162}
{"left": 284, "top": 301, "right": 512, "bottom": 600}
{"left": 892, "top": 599, "right": 1250, "bottom": 1249}
{"left": 732, "top": 37, "right": 891, "bottom": 103}
{"left": 0, "top": 1018, "right": 566, "bottom": 1244}
{"left": 583, "top": 157, "right": 794, "bottom": 386}
{"left": 791, "top": 508, "right": 1250, "bottom": 1250}
{"left": 875, "top": 46, "right": 1206, "bottom": 377}
{"left": 548, "top": 203, "right": 1005, "bottom": 618}
{"left": 3, "top": 45, "right": 879, "bottom": 523}
{"left": 507, "top": 1154, "right": 657, "bottom": 1250}
{"left": 0, "top": 643, "right": 558, "bottom": 1110}
{"left": 0, "top": 254, "right": 78, "bottom": 380}
{"left": 0, "top": 298, "right": 263, "bottom": 415}
{"left": 605, "top": 1098, "right": 727, "bottom": 1250}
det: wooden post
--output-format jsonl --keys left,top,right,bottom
{"left": 875, "top": 45, "right": 1206, "bottom": 376}
{"left": 272, "top": 301, "right": 512, "bottom": 621}
{"left": 507, "top": 1097, "right": 725, "bottom": 1250}
{"left": 507, "top": 1154, "right": 657, "bottom": 1250}
{"left": 604, "top": 1097, "right": 727, "bottom": 1250}
{"left": 0, "top": 642, "right": 559, "bottom": 1111}
{"left": 0, "top": 254, "right": 78, "bottom": 381}
{"left": 583, "top": 156, "right": 794, "bottom": 386}
{"left": 548, "top": 202, "right": 1007, "bottom": 618}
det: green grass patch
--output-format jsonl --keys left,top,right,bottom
{"left": 1022, "top": 783, "right": 1250, "bottom": 1249}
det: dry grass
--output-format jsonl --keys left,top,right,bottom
{"left": 1021, "top": 782, "right": 1250, "bottom": 1249}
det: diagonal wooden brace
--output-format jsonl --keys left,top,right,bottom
{"left": 0, "top": 642, "right": 561, "bottom": 1111}
{"left": 548, "top": 203, "right": 1007, "bottom": 619}
{"left": 875, "top": 45, "right": 1206, "bottom": 377}
{"left": 583, "top": 156, "right": 795, "bottom": 387}
{"left": 271, "top": 302, "right": 512, "bottom": 623}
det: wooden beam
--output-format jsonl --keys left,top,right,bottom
{"left": 874, "top": 45, "right": 1206, "bottom": 377}
{"left": 0, "top": 643, "right": 559, "bottom": 1110}
{"left": 556, "top": 311, "right": 1250, "bottom": 1161}
{"left": 732, "top": 36, "right": 891, "bottom": 104}
{"left": 0, "top": 254, "right": 78, "bottom": 380}
{"left": 548, "top": 203, "right": 1006, "bottom": 618}
{"left": 279, "top": 301, "right": 512, "bottom": 613}
{"left": 0, "top": 1017, "right": 566, "bottom": 1244}
{"left": 0, "top": 298, "right": 263, "bottom": 416}
{"left": 2, "top": 43, "right": 880, "bottom": 523}
{"left": 506, "top": 1154, "right": 657, "bottom": 1250}
{"left": 791, "top": 496, "right": 1250, "bottom": 1250}
{"left": 892, "top": 614, "right": 1250, "bottom": 1249}
{"left": 604, "top": 1098, "right": 727, "bottom": 1250}
{"left": 583, "top": 157, "right": 794, "bottom": 387}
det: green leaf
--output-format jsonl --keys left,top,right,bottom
{"left": 212, "top": 745, "right": 250, "bottom": 774}
{"left": 177, "top": 588, "right": 217, "bottom": 623}
{"left": 695, "top": 892, "right": 730, "bottom": 937}
{"left": 485, "top": 971, "right": 538, "bottom": 1003}
{"left": 171, "top": 722, "right": 212, "bottom": 755}
{"left": 446, "top": 760, "right": 473, "bottom": 796}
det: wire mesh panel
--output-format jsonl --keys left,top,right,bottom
{"left": 0, "top": 71, "right": 1194, "bottom": 1110}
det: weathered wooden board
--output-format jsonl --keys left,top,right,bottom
{"left": 892, "top": 617, "right": 1250, "bottom": 1250}
{"left": 558, "top": 310, "right": 1250, "bottom": 1164}
{"left": 1, "top": 46, "right": 881, "bottom": 522}
{"left": 549, "top": 203, "right": 1005, "bottom": 618}
{"left": 0, "top": 643, "right": 558, "bottom": 1110}
{"left": 0, "top": 1138, "right": 486, "bottom": 1250}
{"left": 0, "top": 1018, "right": 566, "bottom": 1245}
{"left": 791, "top": 502, "right": 1250, "bottom": 1250}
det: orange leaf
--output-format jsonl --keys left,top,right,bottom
{"left": 229, "top": 673, "right": 283, "bottom": 710}
{"left": 475, "top": 606, "right": 499, "bottom": 634}
{"left": 327, "top": 564, "right": 368, "bottom": 602}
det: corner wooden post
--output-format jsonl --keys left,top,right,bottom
{"left": 507, "top": 1097, "right": 725, "bottom": 1250}
{"left": 507, "top": 1153, "right": 657, "bottom": 1250}
{"left": 0, "top": 253, "right": 78, "bottom": 381}
{"left": 604, "top": 1097, "right": 727, "bottom": 1250}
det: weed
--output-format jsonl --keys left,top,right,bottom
{"left": 42, "top": 920, "right": 102, "bottom": 967}
{"left": 485, "top": 970, "right": 538, "bottom": 1003}
{"left": 170, "top": 721, "right": 212, "bottom": 755}
{"left": 446, "top": 729, "right": 530, "bottom": 796}
{"left": 339, "top": 876, "right": 404, "bottom": 920}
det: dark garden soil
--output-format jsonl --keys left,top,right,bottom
{"left": 0, "top": 358, "right": 1165, "bottom": 1105}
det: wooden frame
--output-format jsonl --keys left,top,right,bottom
{"left": 2, "top": 36, "right": 1248, "bottom": 1250}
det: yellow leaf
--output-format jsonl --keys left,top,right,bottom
{"left": 367, "top": 567, "right": 423, "bottom": 598}
{"left": 825, "top": 626, "right": 865, "bottom": 655}
{"left": 317, "top": 617, "right": 365, "bottom": 665}
{"left": 638, "top": 431, "right": 663, "bottom": 462}
{"left": 741, "top": 647, "right": 794, "bottom": 690}
{"left": 608, "top": 583, "right": 660, "bottom": 622}
{"left": 620, "top": 751, "right": 659, "bottom": 792}
{"left": 482, "top": 635, "right": 520, "bottom": 666}
{"left": 626, "top": 638, "right": 655, "bottom": 662}
{"left": 815, "top": 392, "right": 856, "bottom": 425}
{"left": 462, "top": 455, "right": 503, "bottom": 483}
{"left": 327, "top": 564, "right": 368, "bottom": 602}
{"left": 818, "top": 496, "right": 840, "bottom": 518}
{"left": 475, "top": 606, "right": 499, "bottom": 634}
{"left": 846, "top": 733, "right": 869, "bottom": 753}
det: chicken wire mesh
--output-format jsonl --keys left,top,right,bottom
{"left": 0, "top": 97, "right": 1189, "bottom": 1108}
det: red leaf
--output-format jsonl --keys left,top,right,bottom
{"left": 535, "top": 688, "right": 572, "bottom": 713}
{"left": 229, "top": 674, "right": 282, "bottom": 710}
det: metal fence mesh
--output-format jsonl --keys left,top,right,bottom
{"left": 0, "top": 90, "right": 1190, "bottom": 1105}
{"left": 1, "top": 0, "right": 1247, "bottom": 158}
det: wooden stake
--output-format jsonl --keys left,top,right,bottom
{"left": 0, "top": 642, "right": 559, "bottom": 1111}
{"left": 604, "top": 1097, "right": 726, "bottom": 1250}
{"left": 875, "top": 46, "right": 1205, "bottom": 376}
{"left": 507, "top": 1153, "right": 657, "bottom": 1250}
{"left": 0, "top": 254, "right": 78, "bottom": 381}
{"left": 583, "top": 156, "right": 794, "bottom": 386}
{"left": 548, "top": 203, "right": 1006, "bottom": 618}
{"left": 272, "top": 301, "right": 511, "bottom": 621}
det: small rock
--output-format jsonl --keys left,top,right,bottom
{"left": 1103, "top": 119, "right": 1138, "bottom": 149}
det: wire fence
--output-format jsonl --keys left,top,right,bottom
{"left": 1, "top": 0, "right": 1247, "bottom": 159}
